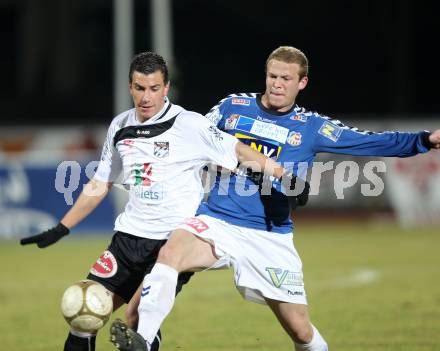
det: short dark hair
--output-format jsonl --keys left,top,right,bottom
{"left": 129, "top": 51, "right": 169, "bottom": 84}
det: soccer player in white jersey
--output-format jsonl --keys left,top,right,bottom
{"left": 111, "top": 47, "right": 440, "bottom": 351}
{"left": 20, "top": 51, "right": 301, "bottom": 351}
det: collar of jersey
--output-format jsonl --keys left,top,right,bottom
{"left": 256, "top": 93, "right": 301, "bottom": 117}
{"left": 136, "top": 97, "right": 184, "bottom": 125}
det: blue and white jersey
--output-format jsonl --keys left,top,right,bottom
{"left": 198, "top": 93, "right": 432, "bottom": 234}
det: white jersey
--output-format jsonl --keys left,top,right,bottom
{"left": 94, "top": 98, "right": 238, "bottom": 239}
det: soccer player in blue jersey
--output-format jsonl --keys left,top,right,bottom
{"left": 111, "top": 46, "right": 440, "bottom": 351}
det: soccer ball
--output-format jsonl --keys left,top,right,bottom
{"left": 61, "top": 280, "right": 113, "bottom": 332}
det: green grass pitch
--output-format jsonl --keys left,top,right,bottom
{"left": 1, "top": 223, "right": 440, "bottom": 350}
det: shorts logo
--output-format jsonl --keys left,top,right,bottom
{"left": 154, "top": 142, "right": 169, "bottom": 158}
{"left": 90, "top": 250, "right": 118, "bottom": 278}
{"left": 318, "top": 121, "right": 343, "bottom": 142}
{"left": 286, "top": 131, "right": 302, "bottom": 146}
{"left": 231, "top": 98, "right": 250, "bottom": 106}
{"left": 184, "top": 217, "right": 209, "bottom": 233}
{"left": 265, "top": 267, "right": 304, "bottom": 288}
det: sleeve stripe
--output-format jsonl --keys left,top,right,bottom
{"left": 320, "top": 114, "right": 374, "bottom": 135}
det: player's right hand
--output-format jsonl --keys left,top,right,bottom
{"left": 20, "top": 223, "right": 70, "bottom": 248}
{"left": 280, "top": 174, "right": 310, "bottom": 209}
{"left": 292, "top": 178, "right": 310, "bottom": 207}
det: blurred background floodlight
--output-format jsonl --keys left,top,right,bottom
{"left": 113, "top": 0, "right": 134, "bottom": 116}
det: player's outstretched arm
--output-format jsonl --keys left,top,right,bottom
{"left": 235, "top": 141, "right": 285, "bottom": 179}
{"left": 428, "top": 129, "right": 440, "bottom": 149}
{"left": 20, "top": 178, "right": 112, "bottom": 248}
{"left": 235, "top": 141, "right": 310, "bottom": 207}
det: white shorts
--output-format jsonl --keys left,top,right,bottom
{"left": 178, "top": 215, "right": 307, "bottom": 305}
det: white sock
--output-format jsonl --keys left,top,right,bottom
{"left": 294, "top": 325, "right": 328, "bottom": 351}
{"left": 137, "top": 263, "right": 178, "bottom": 344}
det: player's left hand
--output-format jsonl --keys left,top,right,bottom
{"left": 428, "top": 129, "right": 440, "bottom": 149}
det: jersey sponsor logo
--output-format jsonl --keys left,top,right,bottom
{"left": 318, "top": 121, "right": 343, "bottom": 142}
{"left": 134, "top": 163, "right": 153, "bottom": 186}
{"left": 225, "top": 114, "right": 240, "bottom": 130}
{"left": 132, "top": 163, "right": 163, "bottom": 201}
{"left": 184, "top": 217, "right": 209, "bottom": 233}
{"left": 231, "top": 98, "right": 250, "bottom": 106}
{"left": 134, "top": 185, "right": 162, "bottom": 201}
{"left": 290, "top": 114, "right": 308, "bottom": 122}
{"left": 154, "top": 141, "right": 169, "bottom": 158}
{"left": 235, "top": 115, "right": 289, "bottom": 144}
{"left": 235, "top": 133, "right": 281, "bottom": 159}
{"left": 265, "top": 267, "right": 304, "bottom": 288}
{"left": 286, "top": 131, "right": 302, "bottom": 146}
{"left": 90, "top": 250, "right": 117, "bottom": 278}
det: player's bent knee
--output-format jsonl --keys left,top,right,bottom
{"left": 157, "top": 230, "right": 192, "bottom": 268}
{"left": 157, "top": 242, "right": 182, "bottom": 268}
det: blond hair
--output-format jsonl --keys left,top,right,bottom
{"left": 266, "top": 46, "right": 309, "bottom": 79}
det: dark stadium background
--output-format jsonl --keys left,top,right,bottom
{"left": 1, "top": 0, "right": 439, "bottom": 125}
